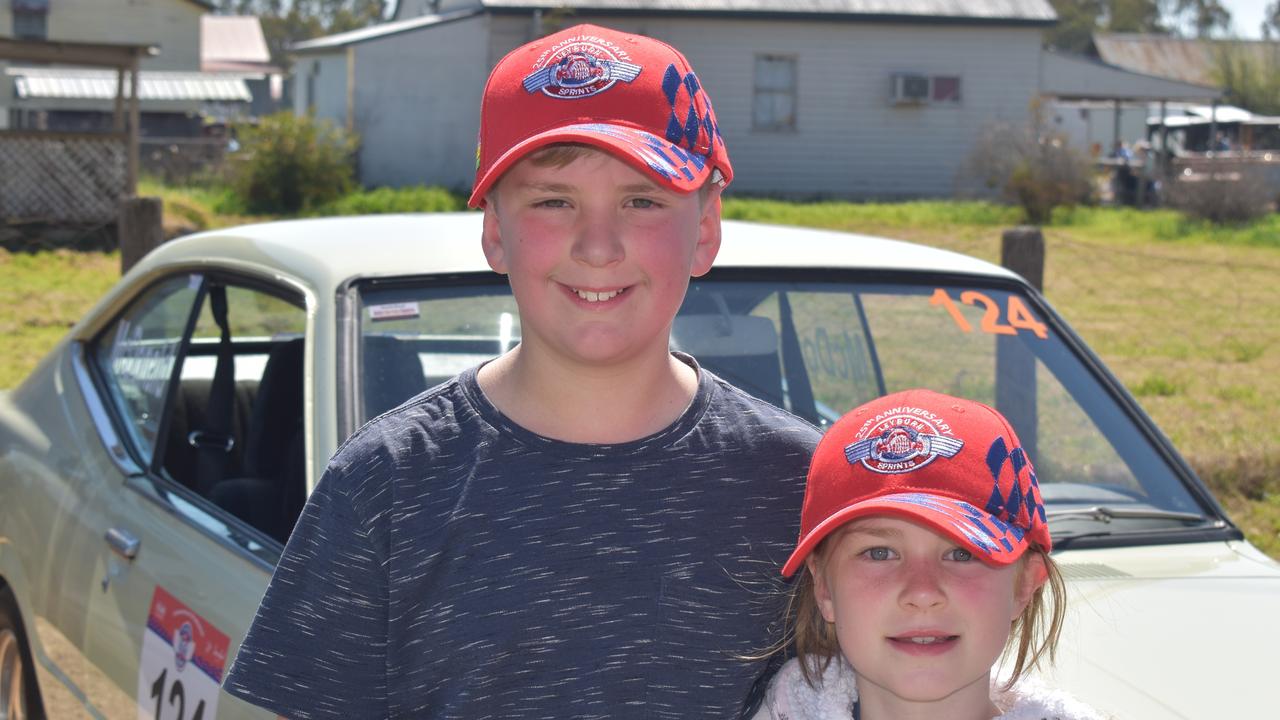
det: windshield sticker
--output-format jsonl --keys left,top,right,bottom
{"left": 930, "top": 289, "right": 1048, "bottom": 339}
{"left": 136, "top": 586, "right": 229, "bottom": 720}
{"left": 367, "top": 302, "right": 421, "bottom": 322}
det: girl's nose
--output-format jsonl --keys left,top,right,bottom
{"left": 570, "top": 211, "right": 625, "bottom": 267}
{"left": 899, "top": 559, "right": 947, "bottom": 611}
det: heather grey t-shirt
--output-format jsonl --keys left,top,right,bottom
{"left": 223, "top": 357, "right": 819, "bottom": 719}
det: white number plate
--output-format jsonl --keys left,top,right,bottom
{"left": 136, "top": 586, "right": 230, "bottom": 720}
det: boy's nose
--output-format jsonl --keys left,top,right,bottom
{"left": 570, "top": 213, "right": 625, "bottom": 267}
{"left": 899, "top": 560, "right": 947, "bottom": 611}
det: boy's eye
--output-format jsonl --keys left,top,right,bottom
{"left": 626, "top": 197, "right": 659, "bottom": 209}
{"left": 534, "top": 198, "right": 570, "bottom": 208}
{"left": 946, "top": 547, "right": 975, "bottom": 562}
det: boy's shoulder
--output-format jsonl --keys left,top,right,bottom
{"left": 700, "top": 367, "right": 822, "bottom": 440}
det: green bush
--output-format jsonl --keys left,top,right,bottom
{"left": 230, "top": 112, "right": 358, "bottom": 214}
{"left": 312, "top": 186, "right": 468, "bottom": 216}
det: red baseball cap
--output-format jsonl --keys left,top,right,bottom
{"left": 468, "top": 23, "right": 733, "bottom": 207}
{"left": 781, "top": 389, "right": 1052, "bottom": 577}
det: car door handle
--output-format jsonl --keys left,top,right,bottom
{"left": 105, "top": 527, "right": 140, "bottom": 560}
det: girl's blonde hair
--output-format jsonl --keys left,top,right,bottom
{"left": 786, "top": 541, "right": 1066, "bottom": 690}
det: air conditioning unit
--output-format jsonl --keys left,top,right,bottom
{"left": 892, "top": 73, "right": 930, "bottom": 104}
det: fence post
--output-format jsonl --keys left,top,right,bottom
{"left": 119, "top": 196, "right": 164, "bottom": 274}
{"left": 997, "top": 226, "right": 1045, "bottom": 464}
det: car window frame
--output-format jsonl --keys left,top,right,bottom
{"left": 79, "top": 268, "right": 309, "bottom": 570}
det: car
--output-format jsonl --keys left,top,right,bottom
{"left": 0, "top": 212, "right": 1275, "bottom": 720}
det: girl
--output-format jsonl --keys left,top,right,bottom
{"left": 754, "top": 388, "right": 1105, "bottom": 720}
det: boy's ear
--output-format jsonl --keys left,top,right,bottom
{"left": 690, "top": 187, "right": 723, "bottom": 278}
{"left": 806, "top": 554, "right": 837, "bottom": 624}
{"left": 1013, "top": 552, "right": 1049, "bottom": 619}
{"left": 480, "top": 202, "right": 508, "bottom": 275}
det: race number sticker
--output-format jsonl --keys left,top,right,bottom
{"left": 136, "top": 587, "right": 229, "bottom": 720}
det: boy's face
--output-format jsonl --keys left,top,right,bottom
{"left": 807, "top": 516, "right": 1044, "bottom": 714}
{"left": 481, "top": 149, "right": 722, "bottom": 369}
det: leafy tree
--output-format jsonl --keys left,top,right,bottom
{"left": 1167, "top": 0, "right": 1232, "bottom": 37}
{"left": 1265, "top": 2, "right": 1280, "bottom": 39}
{"left": 1044, "top": 0, "right": 1167, "bottom": 52}
{"left": 214, "top": 1, "right": 389, "bottom": 69}
{"left": 1211, "top": 43, "right": 1280, "bottom": 115}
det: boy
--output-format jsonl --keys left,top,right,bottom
{"left": 223, "top": 23, "right": 818, "bottom": 719}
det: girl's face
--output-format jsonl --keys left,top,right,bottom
{"left": 808, "top": 516, "right": 1044, "bottom": 719}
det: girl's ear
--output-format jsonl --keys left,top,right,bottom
{"left": 1014, "top": 552, "right": 1049, "bottom": 619}
{"left": 806, "top": 554, "right": 837, "bottom": 624}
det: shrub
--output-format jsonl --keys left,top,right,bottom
{"left": 957, "top": 119, "right": 1094, "bottom": 225}
{"left": 1163, "top": 161, "right": 1275, "bottom": 225}
{"left": 312, "top": 186, "right": 468, "bottom": 216}
{"left": 230, "top": 112, "right": 358, "bottom": 215}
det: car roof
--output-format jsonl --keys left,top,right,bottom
{"left": 137, "top": 212, "right": 1018, "bottom": 286}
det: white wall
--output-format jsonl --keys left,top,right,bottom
{"left": 353, "top": 13, "right": 489, "bottom": 190}
{"left": 294, "top": 52, "right": 352, "bottom": 129}
{"left": 1046, "top": 100, "right": 1154, "bottom": 156}
{"left": 485, "top": 14, "right": 1042, "bottom": 199}
{"left": 46, "top": 0, "right": 204, "bottom": 71}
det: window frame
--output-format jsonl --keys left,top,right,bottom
{"left": 752, "top": 53, "right": 798, "bottom": 133}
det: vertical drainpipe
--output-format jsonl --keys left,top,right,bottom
{"left": 1208, "top": 99, "right": 1218, "bottom": 154}
{"left": 1159, "top": 99, "right": 1168, "bottom": 177}
{"left": 532, "top": 8, "right": 543, "bottom": 39}
{"left": 346, "top": 45, "right": 356, "bottom": 133}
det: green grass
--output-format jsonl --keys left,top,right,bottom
{"left": 5, "top": 190, "right": 1279, "bottom": 558}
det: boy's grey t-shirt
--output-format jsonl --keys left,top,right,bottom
{"left": 223, "top": 359, "right": 819, "bottom": 719}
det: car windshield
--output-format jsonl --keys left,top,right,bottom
{"left": 353, "top": 271, "right": 1219, "bottom": 547}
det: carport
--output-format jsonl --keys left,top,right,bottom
{"left": 1039, "top": 49, "right": 1223, "bottom": 161}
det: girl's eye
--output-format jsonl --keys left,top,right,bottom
{"left": 947, "top": 547, "right": 975, "bottom": 562}
{"left": 863, "top": 547, "right": 895, "bottom": 561}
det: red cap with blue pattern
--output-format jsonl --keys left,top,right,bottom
{"left": 469, "top": 23, "right": 732, "bottom": 207}
{"left": 782, "top": 389, "right": 1053, "bottom": 577}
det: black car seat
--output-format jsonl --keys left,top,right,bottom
{"left": 210, "top": 338, "right": 306, "bottom": 544}
{"left": 361, "top": 335, "right": 428, "bottom": 421}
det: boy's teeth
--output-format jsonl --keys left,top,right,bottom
{"left": 574, "top": 288, "right": 622, "bottom": 302}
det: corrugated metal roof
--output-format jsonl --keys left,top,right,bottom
{"left": 1040, "top": 50, "right": 1220, "bottom": 102}
{"left": 1094, "top": 33, "right": 1280, "bottom": 87}
{"left": 9, "top": 67, "right": 252, "bottom": 102}
{"left": 202, "top": 15, "right": 273, "bottom": 67}
{"left": 479, "top": 0, "right": 1056, "bottom": 21}
{"left": 292, "top": 8, "right": 485, "bottom": 52}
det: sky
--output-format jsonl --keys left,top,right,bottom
{"left": 1219, "top": 0, "right": 1272, "bottom": 38}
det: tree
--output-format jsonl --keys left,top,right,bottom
{"left": 1211, "top": 42, "right": 1280, "bottom": 115}
{"left": 214, "top": 1, "right": 390, "bottom": 69}
{"left": 1265, "top": 2, "right": 1280, "bottom": 39}
{"left": 1167, "top": 0, "right": 1232, "bottom": 37}
{"left": 1044, "top": 0, "right": 1166, "bottom": 53}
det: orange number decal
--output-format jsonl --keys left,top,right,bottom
{"left": 1006, "top": 296, "right": 1049, "bottom": 339}
{"left": 930, "top": 288, "right": 972, "bottom": 332}
{"left": 959, "top": 291, "right": 1017, "bottom": 335}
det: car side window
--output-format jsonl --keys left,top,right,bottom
{"left": 93, "top": 274, "right": 202, "bottom": 467}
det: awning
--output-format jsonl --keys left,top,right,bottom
{"left": 1040, "top": 50, "right": 1221, "bottom": 102}
{"left": 9, "top": 66, "right": 251, "bottom": 102}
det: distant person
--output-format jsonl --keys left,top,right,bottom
{"left": 221, "top": 22, "right": 820, "bottom": 719}
{"left": 753, "top": 389, "right": 1106, "bottom": 720}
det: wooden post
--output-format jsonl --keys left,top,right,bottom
{"left": 127, "top": 56, "right": 141, "bottom": 196}
{"left": 119, "top": 196, "right": 163, "bottom": 274}
{"left": 997, "top": 226, "right": 1044, "bottom": 464}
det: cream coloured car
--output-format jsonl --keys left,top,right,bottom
{"left": 0, "top": 213, "right": 1274, "bottom": 719}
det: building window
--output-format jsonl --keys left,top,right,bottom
{"left": 891, "top": 73, "right": 962, "bottom": 106}
{"left": 753, "top": 54, "right": 796, "bottom": 132}
{"left": 12, "top": 0, "right": 49, "bottom": 40}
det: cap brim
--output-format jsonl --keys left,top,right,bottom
{"left": 780, "top": 491, "right": 1031, "bottom": 577}
{"left": 469, "top": 122, "right": 721, "bottom": 208}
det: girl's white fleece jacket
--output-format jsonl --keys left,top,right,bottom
{"left": 750, "top": 657, "right": 1108, "bottom": 720}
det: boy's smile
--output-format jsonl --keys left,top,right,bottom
{"left": 481, "top": 148, "right": 721, "bottom": 370}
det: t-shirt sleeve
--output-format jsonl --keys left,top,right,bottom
{"left": 222, "top": 463, "right": 388, "bottom": 719}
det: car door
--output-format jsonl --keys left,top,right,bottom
{"left": 41, "top": 271, "right": 304, "bottom": 720}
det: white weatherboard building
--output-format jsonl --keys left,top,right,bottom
{"left": 293, "top": 0, "right": 1058, "bottom": 199}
